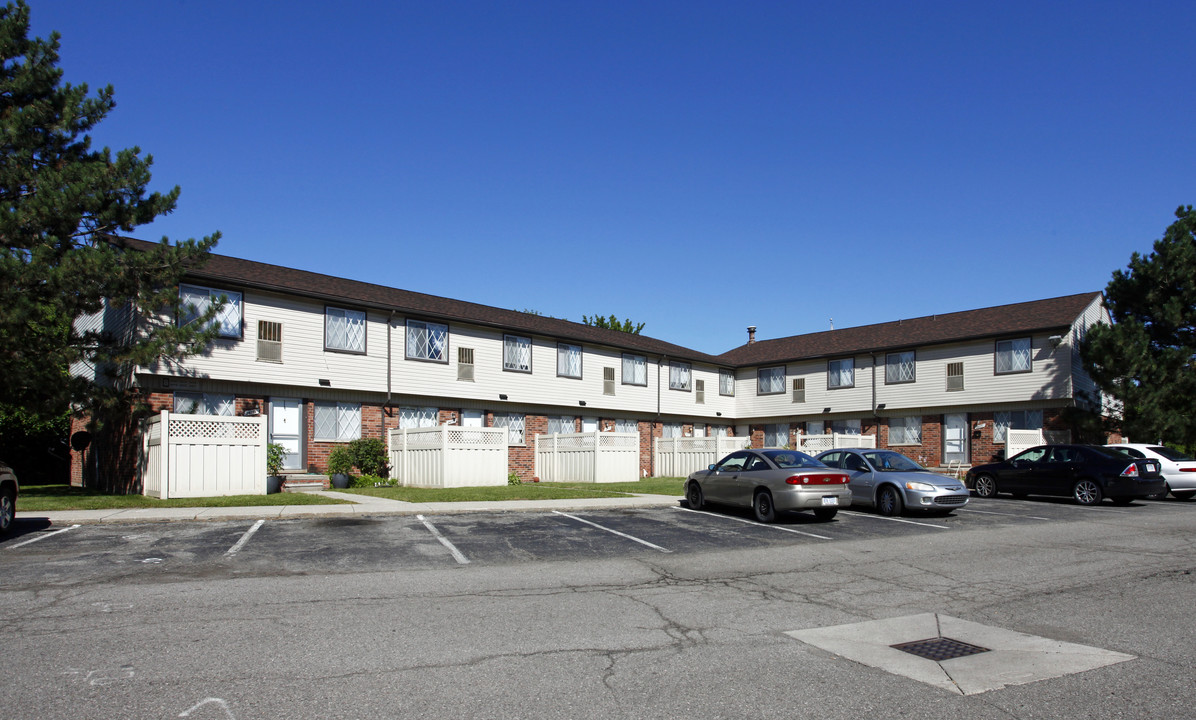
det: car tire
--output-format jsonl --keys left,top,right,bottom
{"left": 686, "top": 482, "right": 704, "bottom": 511}
{"left": 972, "top": 474, "right": 998, "bottom": 498}
{"left": 0, "top": 487, "right": 14, "bottom": 535}
{"left": 753, "top": 490, "right": 776, "bottom": 523}
{"left": 1171, "top": 491, "right": 1195, "bottom": 501}
{"left": 877, "top": 485, "right": 903, "bottom": 516}
{"left": 1073, "top": 479, "right": 1103, "bottom": 506}
{"left": 813, "top": 507, "right": 838, "bottom": 521}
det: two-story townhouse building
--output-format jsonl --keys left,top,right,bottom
{"left": 68, "top": 238, "right": 1111, "bottom": 490}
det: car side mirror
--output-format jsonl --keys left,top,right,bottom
{"left": 708, "top": 464, "right": 716, "bottom": 471}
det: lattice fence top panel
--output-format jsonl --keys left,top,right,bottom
{"left": 168, "top": 416, "right": 262, "bottom": 439}
{"left": 391, "top": 426, "right": 507, "bottom": 449}
{"left": 598, "top": 434, "right": 639, "bottom": 449}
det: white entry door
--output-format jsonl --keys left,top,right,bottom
{"left": 582, "top": 416, "right": 598, "bottom": 433}
{"left": 270, "top": 398, "right": 303, "bottom": 470}
{"left": 461, "top": 410, "right": 484, "bottom": 427}
{"left": 944, "top": 413, "right": 968, "bottom": 465}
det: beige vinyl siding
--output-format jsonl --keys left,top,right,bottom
{"left": 657, "top": 363, "right": 735, "bottom": 419}
{"left": 736, "top": 357, "right": 875, "bottom": 418}
{"left": 1069, "top": 295, "right": 1109, "bottom": 409}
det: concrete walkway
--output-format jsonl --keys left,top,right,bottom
{"left": 18, "top": 491, "right": 683, "bottom": 525}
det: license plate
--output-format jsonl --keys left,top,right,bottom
{"left": 821, "top": 496, "right": 839, "bottom": 506}
{"left": 1146, "top": 463, "right": 1158, "bottom": 473}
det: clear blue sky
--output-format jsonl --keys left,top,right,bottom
{"left": 32, "top": 0, "right": 1195, "bottom": 355}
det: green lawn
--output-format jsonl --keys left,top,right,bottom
{"left": 343, "top": 477, "right": 686, "bottom": 503}
{"left": 18, "top": 483, "right": 354, "bottom": 512}
{"left": 17, "top": 477, "right": 686, "bottom": 511}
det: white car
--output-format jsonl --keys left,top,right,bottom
{"left": 1106, "top": 444, "right": 1196, "bottom": 500}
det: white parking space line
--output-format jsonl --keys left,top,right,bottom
{"left": 672, "top": 507, "right": 832, "bottom": 540}
{"left": 553, "top": 511, "right": 672, "bottom": 553}
{"left": 224, "top": 519, "right": 266, "bottom": 557}
{"left": 417, "top": 515, "right": 470, "bottom": 565}
{"left": 6, "top": 524, "right": 81, "bottom": 549}
{"left": 956, "top": 508, "right": 1052, "bottom": 521}
{"left": 839, "top": 510, "right": 950, "bottom": 529}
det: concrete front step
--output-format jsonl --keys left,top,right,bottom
{"left": 281, "top": 474, "right": 330, "bottom": 493}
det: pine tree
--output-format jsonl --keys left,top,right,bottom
{"left": 1082, "top": 206, "right": 1196, "bottom": 447}
{"left": 0, "top": 1, "right": 220, "bottom": 428}
{"left": 582, "top": 314, "right": 645, "bottom": 334}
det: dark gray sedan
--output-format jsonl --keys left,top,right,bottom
{"left": 685, "top": 449, "right": 850, "bottom": 522}
{"left": 815, "top": 448, "right": 970, "bottom": 516}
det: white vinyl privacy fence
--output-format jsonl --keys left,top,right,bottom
{"left": 796, "top": 432, "right": 877, "bottom": 454}
{"left": 654, "top": 437, "right": 744, "bottom": 477}
{"left": 141, "top": 411, "right": 268, "bottom": 499}
{"left": 388, "top": 426, "right": 509, "bottom": 488}
{"left": 535, "top": 432, "right": 639, "bottom": 483}
{"left": 1007, "top": 429, "right": 1072, "bottom": 458}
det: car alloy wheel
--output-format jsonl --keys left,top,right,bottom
{"left": 973, "top": 474, "right": 997, "bottom": 498}
{"left": 877, "top": 485, "right": 903, "bottom": 517}
{"left": 1073, "top": 479, "right": 1103, "bottom": 506}
{"left": 0, "top": 489, "right": 13, "bottom": 534}
{"left": 686, "top": 483, "right": 704, "bottom": 511}
{"left": 753, "top": 490, "right": 776, "bottom": 523}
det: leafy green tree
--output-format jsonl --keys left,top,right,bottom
{"left": 0, "top": 1, "right": 220, "bottom": 428}
{"left": 1082, "top": 205, "right": 1196, "bottom": 447}
{"left": 582, "top": 314, "right": 645, "bottom": 334}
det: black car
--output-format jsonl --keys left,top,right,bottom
{"left": 966, "top": 444, "right": 1165, "bottom": 505}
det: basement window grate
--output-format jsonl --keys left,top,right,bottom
{"left": 890, "top": 637, "right": 991, "bottom": 661}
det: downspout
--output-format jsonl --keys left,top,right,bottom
{"left": 654, "top": 354, "right": 666, "bottom": 477}
{"left": 385, "top": 310, "right": 395, "bottom": 416}
{"left": 870, "top": 352, "right": 878, "bottom": 420}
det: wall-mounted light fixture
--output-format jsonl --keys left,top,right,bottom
{"left": 318, "top": 379, "right": 331, "bottom": 386}
{"left": 716, "top": 411, "right": 722, "bottom": 416}
{"left": 1049, "top": 335, "right": 1064, "bottom": 348}
{"left": 499, "top": 394, "right": 508, "bottom": 400}
{"left": 875, "top": 403, "right": 886, "bottom": 411}
{"left": 579, "top": 400, "right": 586, "bottom": 406}
{"left": 822, "top": 407, "right": 831, "bottom": 414}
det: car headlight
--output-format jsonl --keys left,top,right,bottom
{"left": 904, "top": 481, "right": 936, "bottom": 492}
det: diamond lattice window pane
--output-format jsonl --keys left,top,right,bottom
{"left": 558, "top": 344, "right": 581, "bottom": 377}
{"left": 314, "top": 403, "right": 337, "bottom": 440}
{"left": 505, "top": 336, "right": 531, "bottom": 371}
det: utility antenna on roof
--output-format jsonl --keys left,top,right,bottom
{"left": 829, "top": 318, "right": 834, "bottom": 330}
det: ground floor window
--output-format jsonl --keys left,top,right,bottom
{"left": 314, "top": 402, "right": 361, "bottom": 441}
{"left": 831, "top": 419, "right": 861, "bottom": 435}
{"left": 173, "top": 392, "right": 234, "bottom": 416}
{"left": 888, "top": 416, "right": 922, "bottom": 445}
{"left": 547, "top": 416, "right": 575, "bottom": 434}
{"left": 993, "top": 410, "right": 1042, "bottom": 443}
{"left": 614, "top": 418, "right": 638, "bottom": 434}
{"left": 493, "top": 413, "right": 526, "bottom": 445}
{"left": 764, "top": 423, "right": 789, "bottom": 447}
{"left": 399, "top": 406, "right": 438, "bottom": 428}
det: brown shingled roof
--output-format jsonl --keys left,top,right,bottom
{"left": 716, "top": 292, "right": 1103, "bottom": 365}
{"left": 116, "top": 237, "right": 726, "bottom": 365}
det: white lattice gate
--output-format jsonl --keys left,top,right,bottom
{"left": 389, "top": 426, "right": 509, "bottom": 488}
{"left": 141, "top": 411, "right": 268, "bottom": 499}
{"left": 535, "top": 432, "right": 639, "bottom": 483}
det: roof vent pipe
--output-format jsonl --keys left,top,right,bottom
{"left": 747, "top": 326, "right": 757, "bottom": 344}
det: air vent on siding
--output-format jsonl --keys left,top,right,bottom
{"left": 603, "top": 367, "right": 615, "bottom": 395}
{"left": 792, "top": 378, "right": 805, "bottom": 403}
{"left": 946, "top": 362, "right": 964, "bottom": 391}
{"left": 257, "top": 321, "right": 282, "bottom": 363}
{"left": 695, "top": 379, "right": 705, "bottom": 404}
{"left": 458, "top": 347, "right": 475, "bottom": 381}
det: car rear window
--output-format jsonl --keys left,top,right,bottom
{"left": 763, "top": 450, "right": 824, "bottom": 469}
{"left": 1149, "top": 446, "right": 1195, "bottom": 462}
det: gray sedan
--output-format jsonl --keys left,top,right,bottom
{"left": 685, "top": 449, "right": 851, "bottom": 522}
{"left": 815, "top": 449, "right": 970, "bottom": 516}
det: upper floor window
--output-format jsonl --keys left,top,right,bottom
{"left": 179, "top": 284, "right": 242, "bottom": 339}
{"left": 314, "top": 401, "right": 361, "bottom": 441}
{"left": 885, "top": 351, "right": 915, "bottom": 384}
{"left": 669, "top": 361, "right": 691, "bottom": 391}
{"left": 325, "top": 307, "right": 365, "bottom": 353}
{"left": 557, "top": 343, "right": 582, "bottom": 378}
{"left": 758, "top": 366, "right": 785, "bottom": 395}
{"left": 828, "top": 358, "right": 855, "bottom": 389}
{"left": 622, "top": 354, "right": 647, "bottom": 386}
{"left": 503, "top": 335, "right": 532, "bottom": 373}
{"left": 406, "top": 319, "right": 447, "bottom": 362}
{"left": 995, "top": 338, "right": 1032, "bottom": 374}
{"left": 173, "top": 391, "right": 234, "bottom": 416}
{"left": 720, "top": 369, "right": 735, "bottom": 396}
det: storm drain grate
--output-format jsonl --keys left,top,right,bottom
{"left": 891, "top": 637, "right": 991, "bottom": 661}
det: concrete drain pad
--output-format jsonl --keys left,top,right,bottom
{"left": 786, "top": 613, "right": 1134, "bottom": 695}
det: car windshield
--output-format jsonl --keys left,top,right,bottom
{"left": 761, "top": 450, "right": 824, "bottom": 469}
{"left": 861, "top": 451, "right": 923, "bottom": 472}
{"left": 1149, "top": 446, "right": 1195, "bottom": 462}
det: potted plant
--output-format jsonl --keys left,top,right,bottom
{"left": 327, "top": 446, "right": 353, "bottom": 489}
{"left": 265, "top": 443, "right": 287, "bottom": 493}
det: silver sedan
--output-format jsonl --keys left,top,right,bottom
{"left": 815, "top": 448, "right": 970, "bottom": 516}
{"left": 685, "top": 449, "right": 851, "bottom": 522}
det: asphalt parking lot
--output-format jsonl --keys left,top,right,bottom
{"left": 4, "top": 495, "right": 1191, "bottom": 588}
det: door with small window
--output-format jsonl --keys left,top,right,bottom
{"left": 269, "top": 398, "right": 303, "bottom": 470}
{"left": 943, "top": 413, "right": 968, "bottom": 465}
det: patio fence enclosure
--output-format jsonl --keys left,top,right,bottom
{"left": 654, "top": 437, "right": 744, "bottom": 477}
{"left": 795, "top": 432, "right": 878, "bottom": 454}
{"left": 388, "top": 426, "right": 509, "bottom": 488}
{"left": 534, "top": 431, "right": 639, "bottom": 483}
{"left": 1007, "top": 429, "right": 1072, "bottom": 459}
{"left": 141, "top": 411, "right": 268, "bottom": 499}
